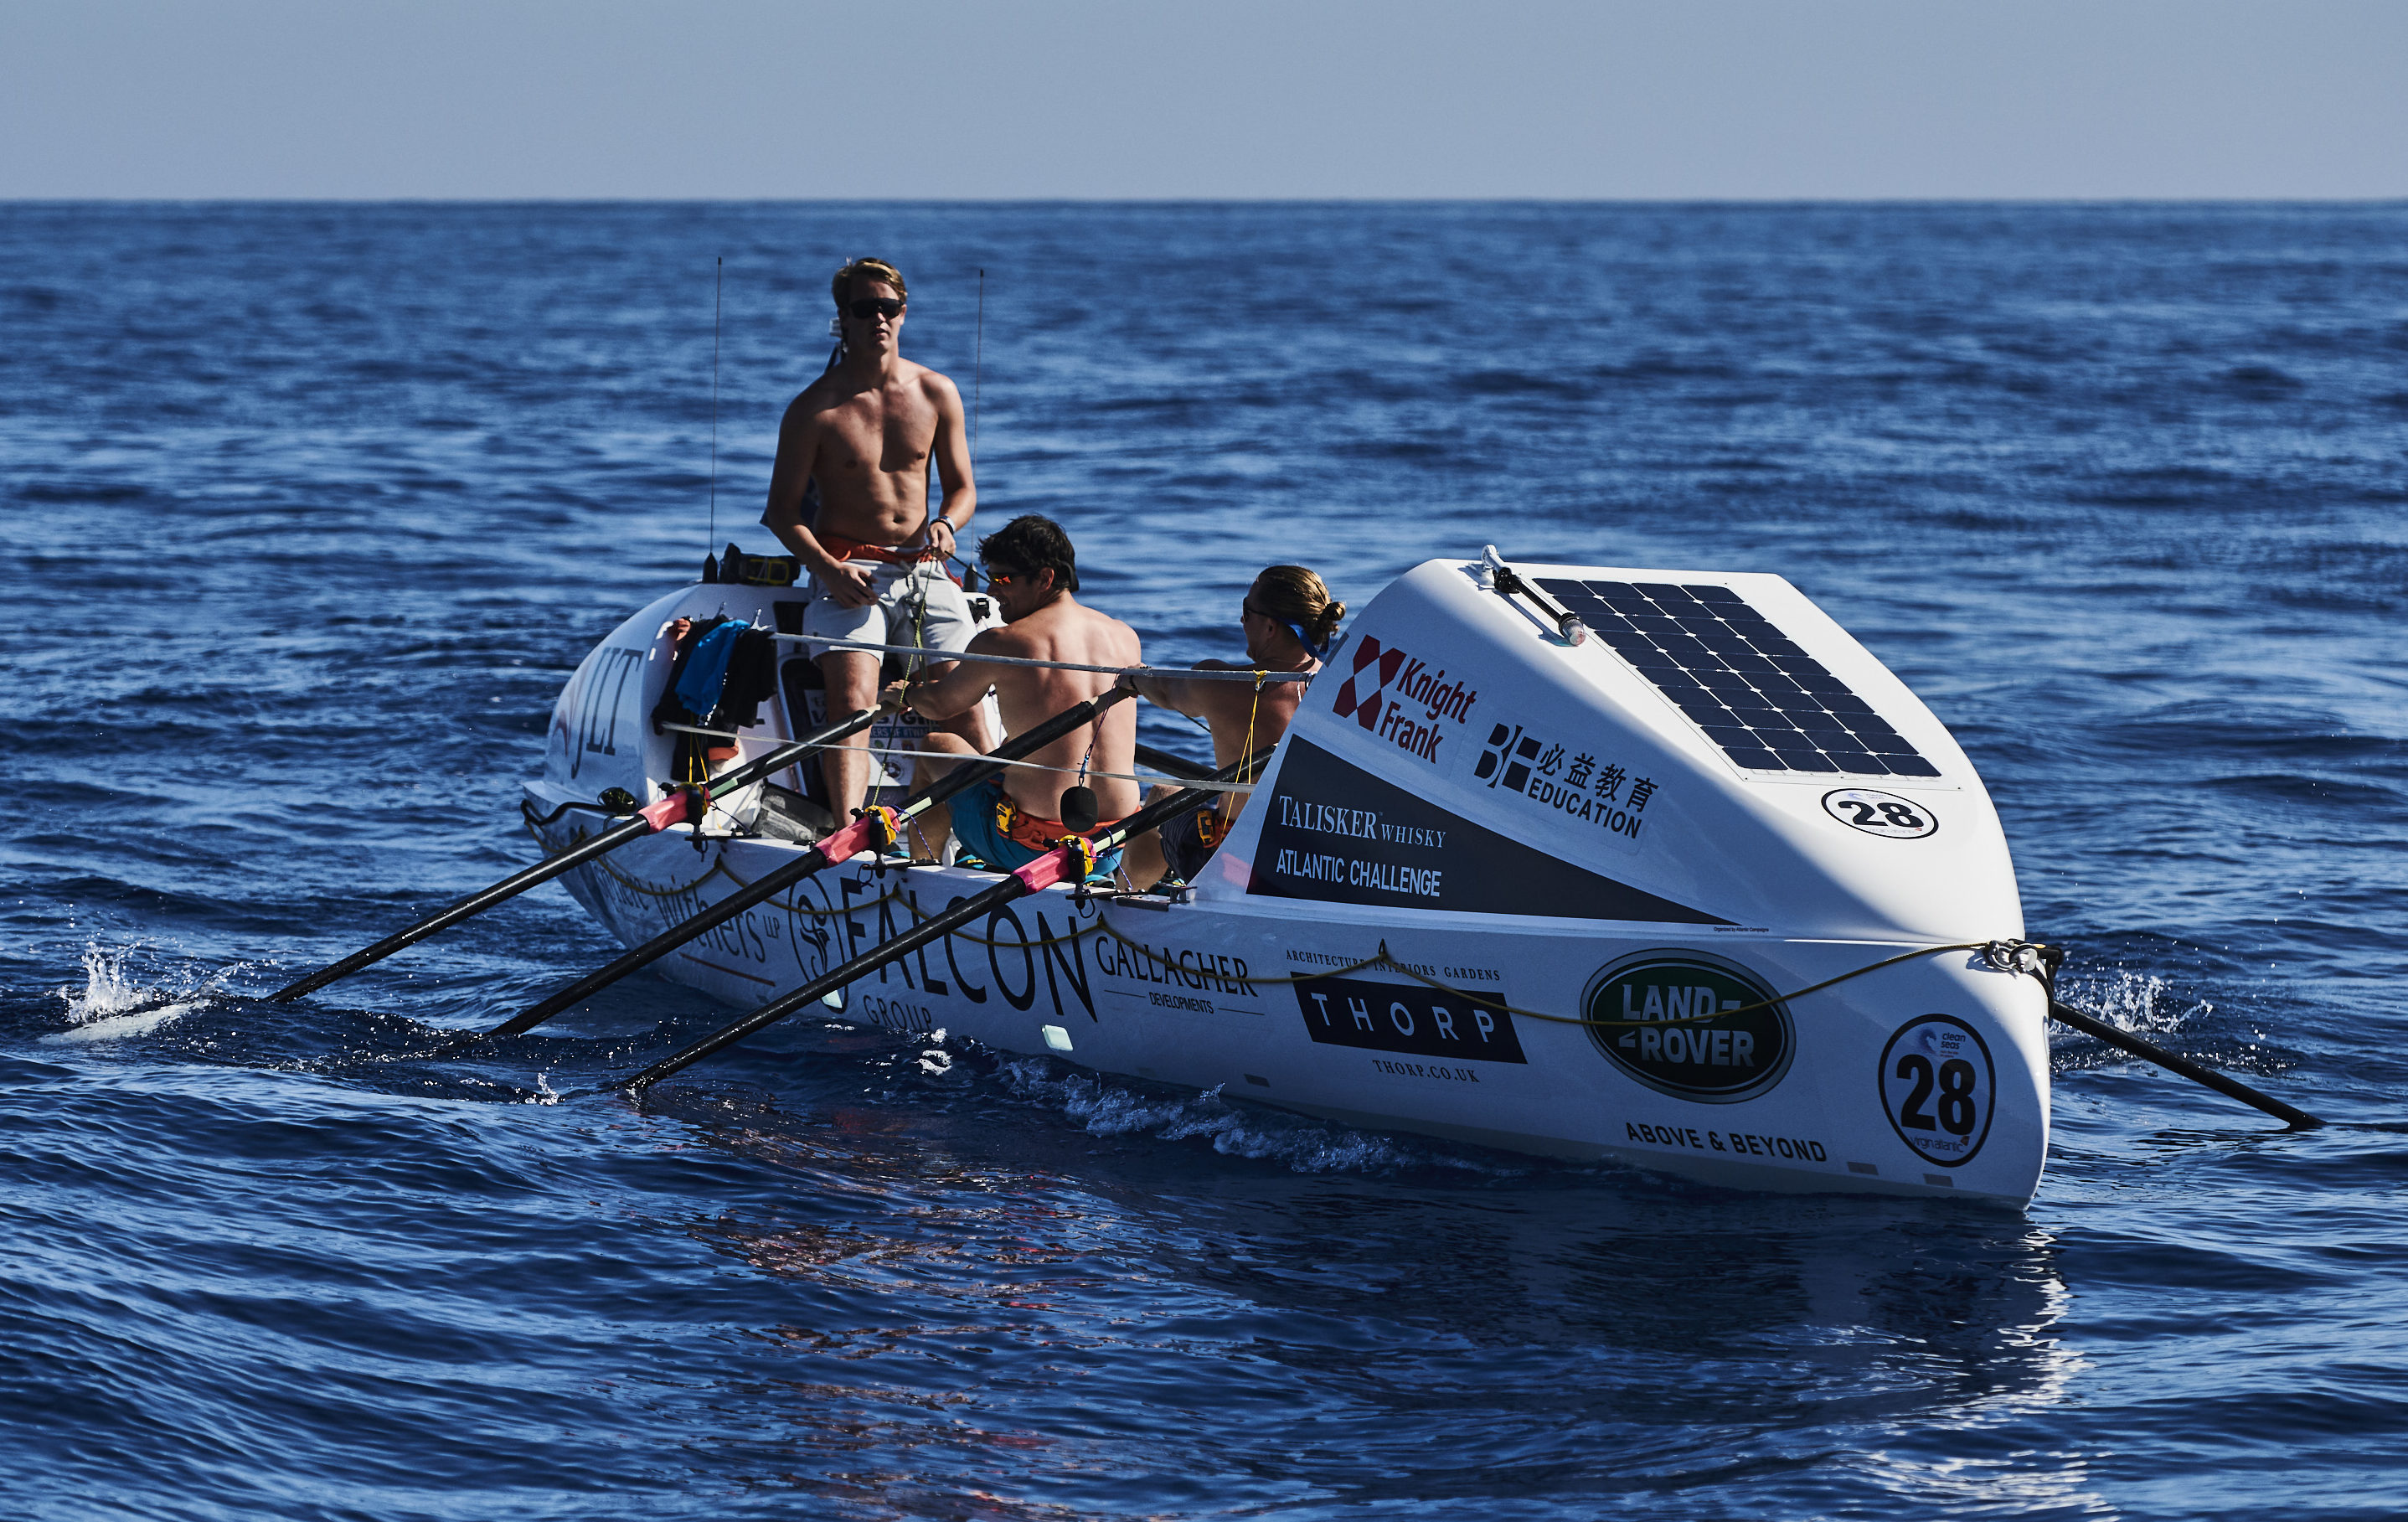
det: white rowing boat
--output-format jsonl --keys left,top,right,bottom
{"left": 523, "top": 550, "right": 2050, "bottom": 1204}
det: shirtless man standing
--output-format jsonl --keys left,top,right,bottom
{"left": 1118, "top": 565, "right": 1343, "bottom": 887}
{"left": 762, "top": 256, "right": 989, "bottom": 821}
{"left": 898, "top": 517, "right": 1143, "bottom": 876}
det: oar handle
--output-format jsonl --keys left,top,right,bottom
{"left": 1132, "top": 742, "right": 1213, "bottom": 782}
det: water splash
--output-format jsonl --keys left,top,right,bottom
{"left": 2052, "top": 967, "right": 2211, "bottom": 1040}
{"left": 42, "top": 941, "right": 229, "bottom": 1045}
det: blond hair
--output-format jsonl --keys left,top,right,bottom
{"left": 832, "top": 257, "right": 907, "bottom": 307}
{"left": 1251, "top": 565, "right": 1345, "bottom": 653}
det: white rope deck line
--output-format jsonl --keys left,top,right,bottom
{"left": 851, "top": 746, "right": 1260, "bottom": 793}
{"left": 663, "top": 725, "right": 1257, "bottom": 793}
{"left": 767, "top": 632, "right": 1318, "bottom": 683}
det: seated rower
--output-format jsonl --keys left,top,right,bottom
{"left": 1119, "top": 565, "right": 1342, "bottom": 888}
{"left": 895, "top": 516, "right": 1142, "bottom": 876}
{"left": 761, "top": 256, "right": 993, "bottom": 823}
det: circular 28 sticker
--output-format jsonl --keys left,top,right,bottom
{"left": 1878, "top": 1014, "right": 1995, "bottom": 1168}
{"left": 1823, "top": 788, "right": 1938, "bottom": 839}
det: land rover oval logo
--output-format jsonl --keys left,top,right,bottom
{"left": 1583, "top": 952, "right": 1793, "bottom": 1102}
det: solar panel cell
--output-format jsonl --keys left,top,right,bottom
{"left": 1547, "top": 575, "right": 1939, "bottom": 779}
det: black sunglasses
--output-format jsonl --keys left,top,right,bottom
{"left": 846, "top": 297, "right": 905, "bottom": 320}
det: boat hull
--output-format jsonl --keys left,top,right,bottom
{"left": 522, "top": 802, "right": 2050, "bottom": 1204}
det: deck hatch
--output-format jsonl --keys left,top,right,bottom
{"left": 1536, "top": 579, "right": 1941, "bottom": 778}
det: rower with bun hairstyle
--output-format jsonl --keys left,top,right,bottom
{"left": 1119, "top": 565, "right": 1344, "bottom": 889}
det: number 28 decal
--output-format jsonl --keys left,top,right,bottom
{"left": 1878, "top": 1014, "right": 1996, "bottom": 1168}
{"left": 1823, "top": 787, "right": 1938, "bottom": 839}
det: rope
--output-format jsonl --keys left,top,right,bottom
{"left": 838, "top": 746, "right": 1260, "bottom": 792}
{"left": 774, "top": 633, "right": 1317, "bottom": 682}
{"left": 1374, "top": 939, "right": 2000, "bottom": 1029}
{"left": 592, "top": 851, "right": 729, "bottom": 898}
{"left": 523, "top": 805, "right": 2016, "bottom": 1024}
{"left": 1084, "top": 912, "right": 2006, "bottom": 1028}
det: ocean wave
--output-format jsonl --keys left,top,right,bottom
{"left": 995, "top": 1055, "right": 1525, "bottom": 1179}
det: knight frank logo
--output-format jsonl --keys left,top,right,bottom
{"left": 1329, "top": 635, "right": 1478, "bottom": 764}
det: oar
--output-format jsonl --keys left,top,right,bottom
{"left": 621, "top": 761, "right": 1240, "bottom": 1093}
{"left": 2046, "top": 998, "right": 2321, "bottom": 1129}
{"left": 2004, "top": 942, "right": 2319, "bottom": 1128}
{"left": 1133, "top": 741, "right": 1213, "bottom": 782}
{"left": 469, "top": 687, "right": 1136, "bottom": 1043}
{"left": 266, "top": 700, "right": 895, "bottom": 1003}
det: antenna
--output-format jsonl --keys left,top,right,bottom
{"left": 708, "top": 255, "right": 722, "bottom": 553}
{"left": 972, "top": 267, "right": 984, "bottom": 460}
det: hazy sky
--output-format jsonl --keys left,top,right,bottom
{"left": 4, "top": 1, "right": 2402, "bottom": 199}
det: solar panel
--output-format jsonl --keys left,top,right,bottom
{"left": 1535, "top": 578, "right": 1941, "bottom": 778}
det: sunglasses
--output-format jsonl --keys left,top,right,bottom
{"left": 846, "top": 297, "right": 905, "bottom": 320}
{"left": 983, "top": 568, "right": 1020, "bottom": 587}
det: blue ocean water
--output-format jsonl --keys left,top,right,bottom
{"left": 3, "top": 201, "right": 2405, "bottom": 1520}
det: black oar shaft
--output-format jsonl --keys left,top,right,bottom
{"left": 477, "top": 688, "right": 1136, "bottom": 1040}
{"left": 484, "top": 849, "right": 828, "bottom": 1040}
{"left": 623, "top": 761, "right": 1232, "bottom": 1092}
{"left": 626, "top": 876, "right": 1028, "bottom": 1091}
{"left": 266, "top": 704, "right": 889, "bottom": 1003}
{"left": 268, "top": 813, "right": 654, "bottom": 1003}
{"left": 2047, "top": 998, "right": 2321, "bottom": 1130}
{"left": 1132, "top": 742, "right": 1213, "bottom": 782}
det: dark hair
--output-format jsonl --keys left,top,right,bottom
{"left": 1250, "top": 565, "right": 1344, "bottom": 653}
{"left": 980, "top": 514, "right": 1080, "bottom": 594}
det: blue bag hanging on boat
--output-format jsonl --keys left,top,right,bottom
{"left": 673, "top": 620, "right": 750, "bottom": 719}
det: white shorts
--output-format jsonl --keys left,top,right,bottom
{"left": 801, "top": 558, "right": 977, "bottom": 666}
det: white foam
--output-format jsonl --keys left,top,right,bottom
{"left": 2054, "top": 967, "right": 2209, "bottom": 1040}
{"left": 44, "top": 940, "right": 231, "bottom": 1043}
{"left": 43, "top": 1001, "right": 200, "bottom": 1044}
